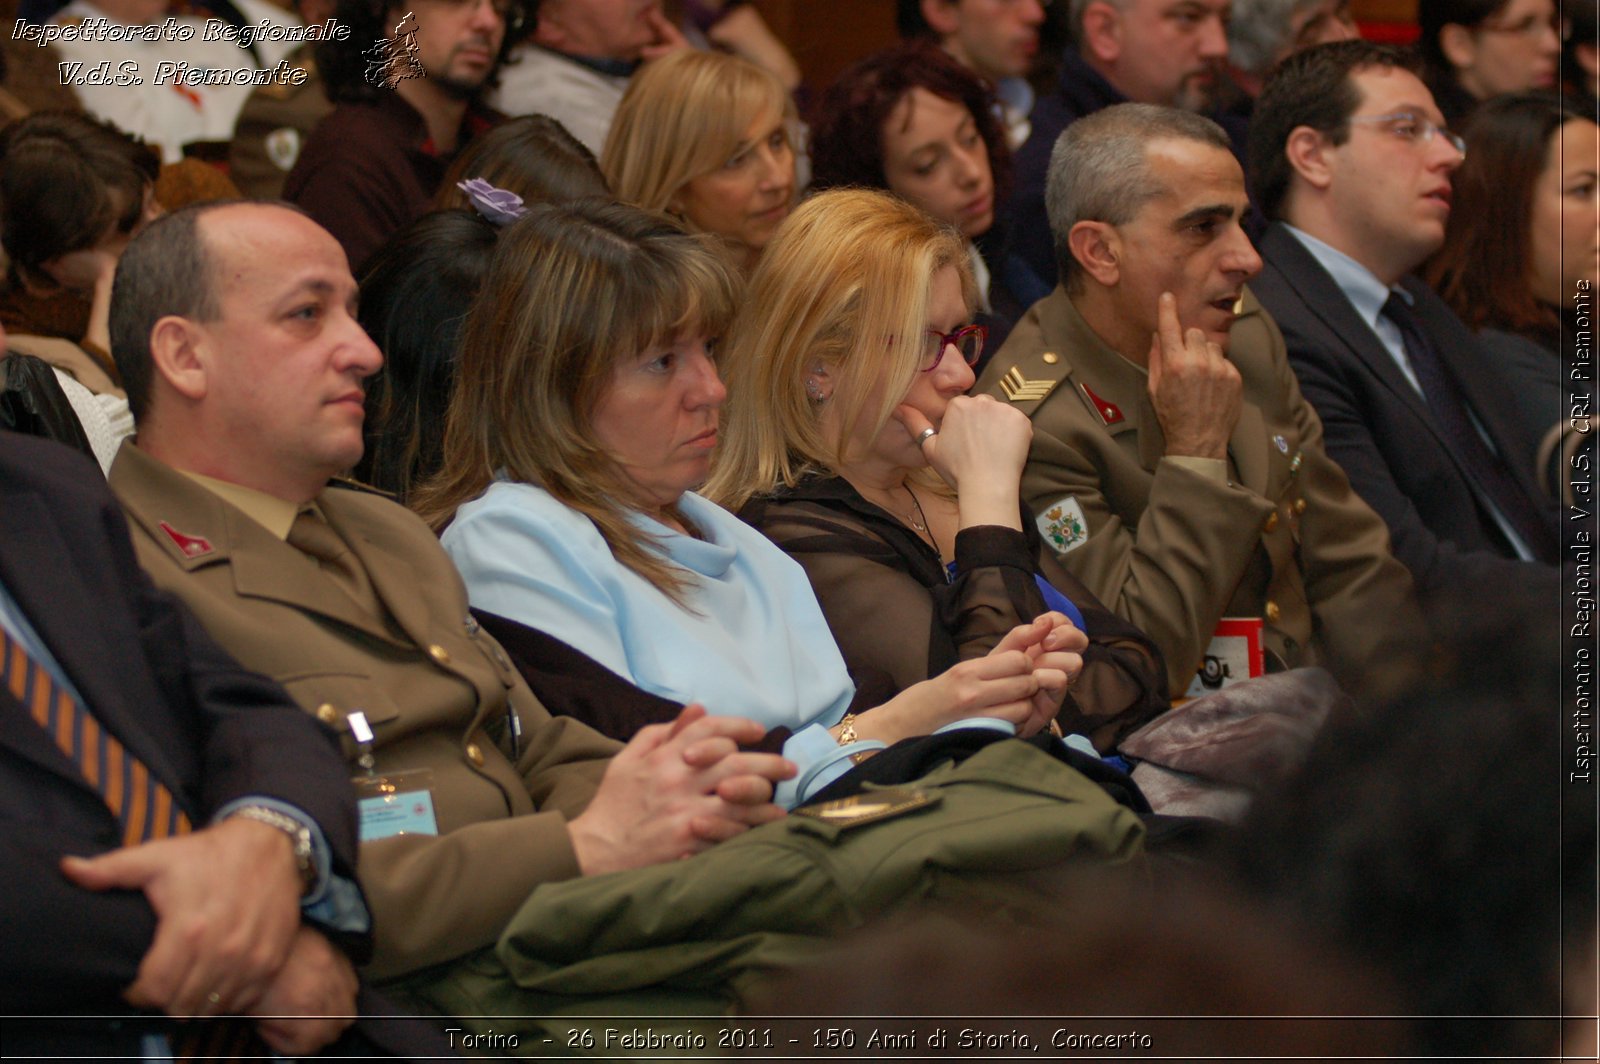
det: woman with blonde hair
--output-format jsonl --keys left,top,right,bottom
{"left": 414, "top": 199, "right": 1076, "bottom": 807}
{"left": 601, "top": 48, "right": 795, "bottom": 272}
{"left": 707, "top": 189, "right": 1167, "bottom": 751}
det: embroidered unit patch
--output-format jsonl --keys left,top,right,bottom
{"left": 1036, "top": 496, "right": 1089, "bottom": 554}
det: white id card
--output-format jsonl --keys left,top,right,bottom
{"left": 354, "top": 768, "right": 439, "bottom": 841}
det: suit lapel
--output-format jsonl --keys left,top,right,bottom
{"left": 0, "top": 483, "right": 182, "bottom": 801}
{"left": 1406, "top": 280, "right": 1559, "bottom": 537}
{"left": 1228, "top": 402, "right": 1269, "bottom": 494}
{"left": 1260, "top": 225, "right": 1447, "bottom": 444}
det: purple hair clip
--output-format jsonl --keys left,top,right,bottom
{"left": 458, "top": 177, "right": 527, "bottom": 226}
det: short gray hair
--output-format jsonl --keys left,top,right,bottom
{"left": 1229, "top": 0, "right": 1326, "bottom": 77}
{"left": 1045, "top": 103, "right": 1231, "bottom": 291}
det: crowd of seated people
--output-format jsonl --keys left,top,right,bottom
{"left": 2, "top": 0, "right": 1595, "bottom": 1057}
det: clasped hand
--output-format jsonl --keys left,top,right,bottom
{"left": 569, "top": 704, "right": 795, "bottom": 875}
{"left": 863, "top": 612, "right": 1084, "bottom": 742}
{"left": 61, "top": 816, "right": 305, "bottom": 1018}
{"left": 61, "top": 815, "right": 357, "bottom": 1053}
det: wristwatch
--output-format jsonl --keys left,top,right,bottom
{"left": 228, "top": 805, "right": 317, "bottom": 896}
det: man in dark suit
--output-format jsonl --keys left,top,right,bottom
{"left": 0, "top": 428, "right": 368, "bottom": 1057}
{"left": 1247, "top": 40, "right": 1559, "bottom": 611}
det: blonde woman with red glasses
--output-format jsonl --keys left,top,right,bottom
{"left": 708, "top": 188, "right": 1168, "bottom": 754}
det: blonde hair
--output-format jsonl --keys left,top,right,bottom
{"left": 410, "top": 201, "right": 738, "bottom": 603}
{"left": 602, "top": 49, "right": 794, "bottom": 216}
{"left": 705, "top": 188, "right": 973, "bottom": 512}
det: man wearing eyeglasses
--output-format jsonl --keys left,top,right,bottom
{"left": 1247, "top": 40, "right": 1560, "bottom": 617}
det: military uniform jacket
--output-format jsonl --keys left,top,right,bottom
{"left": 228, "top": 44, "right": 331, "bottom": 200}
{"left": 108, "top": 442, "right": 620, "bottom": 980}
{"left": 974, "top": 287, "right": 1418, "bottom": 697}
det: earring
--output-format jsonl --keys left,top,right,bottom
{"left": 805, "top": 378, "right": 825, "bottom": 402}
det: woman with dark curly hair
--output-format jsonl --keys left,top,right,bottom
{"left": 355, "top": 209, "right": 499, "bottom": 501}
{"left": 809, "top": 40, "right": 1024, "bottom": 362}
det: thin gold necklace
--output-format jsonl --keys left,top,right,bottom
{"left": 903, "top": 483, "right": 930, "bottom": 532}
{"left": 904, "top": 483, "right": 944, "bottom": 562}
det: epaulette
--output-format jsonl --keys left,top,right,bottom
{"left": 988, "top": 345, "right": 1070, "bottom": 417}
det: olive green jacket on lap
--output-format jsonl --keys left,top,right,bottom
{"left": 425, "top": 738, "right": 1146, "bottom": 1025}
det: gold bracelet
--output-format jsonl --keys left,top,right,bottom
{"left": 836, "top": 713, "right": 858, "bottom": 745}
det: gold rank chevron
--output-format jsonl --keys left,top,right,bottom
{"left": 999, "top": 366, "right": 1054, "bottom": 403}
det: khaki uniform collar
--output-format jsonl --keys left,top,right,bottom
{"left": 177, "top": 470, "right": 300, "bottom": 540}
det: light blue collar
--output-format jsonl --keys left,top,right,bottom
{"left": 1283, "top": 224, "right": 1412, "bottom": 333}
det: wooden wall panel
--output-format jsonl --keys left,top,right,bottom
{"left": 1350, "top": 0, "right": 1417, "bottom": 24}
{"left": 753, "top": 0, "right": 897, "bottom": 96}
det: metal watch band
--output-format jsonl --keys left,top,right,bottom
{"left": 228, "top": 805, "right": 317, "bottom": 895}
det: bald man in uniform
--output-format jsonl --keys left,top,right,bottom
{"left": 104, "top": 200, "right": 793, "bottom": 999}
{"left": 975, "top": 103, "right": 1419, "bottom": 698}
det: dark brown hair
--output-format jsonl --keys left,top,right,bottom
{"left": 810, "top": 39, "right": 1011, "bottom": 202}
{"left": 1423, "top": 92, "right": 1585, "bottom": 343}
{"left": 435, "top": 114, "right": 609, "bottom": 210}
{"left": 0, "top": 111, "right": 159, "bottom": 290}
{"left": 1249, "top": 40, "right": 1420, "bottom": 222}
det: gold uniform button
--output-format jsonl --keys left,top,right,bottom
{"left": 428, "top": 644, "right": 452, "bottom": 666}
{"left": 465, "top": 743, "right": 485, "bottom": 767}
{"left": 1294, "top": 498, "right": 1307, "bottom": 514}
{"left": 1264, "top": 512, "right": 1279, "bottom": 533}
{"left": 1041, "top": 351, "right": 1059, "bottom": 365}
{"left": 316, "top": 703, "right": 338, "bottom": 725}
{"left": 1265, "top": 601, "right": 1281, "bottom": 623}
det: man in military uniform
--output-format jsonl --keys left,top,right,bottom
{"left": 975, "top": 103, "right": 1418, "bottom": 699}
{"left": 228, "top": 0, "right": 334, "bottom": 199}
{"left": 229, "top": 43, "right": 330, "bottom": 198}
{"left": 103, "top": 201, "right": 793, "bottom": 993}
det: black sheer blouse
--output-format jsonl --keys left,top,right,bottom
{"left": 737, "top": 475, "right": 1169, "bottom": 751}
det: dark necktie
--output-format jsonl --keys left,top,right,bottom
{"left": 1382, "top": 294, "right": 1554, "bottom": 561}
{"left": 1, "top": 626, "right": 191, "bottom": 846}
{"left": 288, "top": 508, "right": 380, "bottom": 615}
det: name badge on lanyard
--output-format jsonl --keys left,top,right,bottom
{"left": 346, "top": 709, "right": 439, "bottom": 840}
